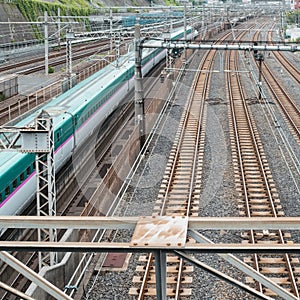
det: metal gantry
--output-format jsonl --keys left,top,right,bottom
{"left": 0, "top": 110, "right": 57, "bottom": 270}
{"left": 141, "top": 40, "right": 300, "bottom": 52}
{"left": 133, "top": 27, "right": 299, "bottom": 149}
{"left": 1, "top": 216, "right": 300, "bottom": 300}
{"left": 0, "top": 251, "right": 71, "bottom": 300}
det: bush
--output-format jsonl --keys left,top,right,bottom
{"left": 14, "top": 0, "right": 94, "bottom": 39}
{"left": 48, "top": 66, "right": 55, "bottom": 73}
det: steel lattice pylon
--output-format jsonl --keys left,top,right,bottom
{"left": 35, "top": 111, "right": 57, "bottom": 269}
{"left": 0, "top": 110, "right": 57, "bottom": 270}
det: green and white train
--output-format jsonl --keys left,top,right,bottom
{"left": 0, "top": 26, "right": 195, "bottom": 219}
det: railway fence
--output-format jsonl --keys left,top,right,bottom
{"left": 0, "top": 54, "right": 117, "bottom": 125}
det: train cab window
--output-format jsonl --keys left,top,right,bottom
{"left": 5, "top": 186, "right": 10, "bottom": 196}
{"left": 12, "top": 179, "right": 17, "bottom": 188}
{"left": 26, "top": 167, "right": 31, "bottom": 175}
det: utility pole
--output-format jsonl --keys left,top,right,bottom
{"left": 66, "top": 31, "right": 75, "bottom": 90}
{"left": 110, "top": 8, "right": 113, "bottom": 52}
{"left": 8, "top": 18, "right": 14, "bottom": 42}
{"left": 169, "top": 8, "right": 173, "bottom": 32}
{"left": 257, "top": 53, "right": 264, "bottom": 100}
{"left": 115, "top": 29, "right": 121, "bottom": 67}
{"left": 57, "top": 8, "right": 61, "bottom": 49}
{"left": 44, "top": 11, "right": 49, "bottom": 75}
{"left": 183, "top": 4, "right": 187, "bottom": 63}
{"left": 134, "top": 24, "right": 145, "bottom": 150}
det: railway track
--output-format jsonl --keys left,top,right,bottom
{"left": 0, "top": 40, "right": 110, "bottom": 74}
{"left": 2, "top": 19, "right": 299, "bottom": 299}
{"left": 0, "top": 39, "right": 130, "bottom": 125}
{"left": 266, "top": 31, "right": 300, "bottom": 85}
{"left": 128, "top": 22, "right": 300, "bottom": 299}
{"left": 129, "top": 27, "right": 234, "bottom": 298}
{"left": 0, "top": 53, "right": 118, "bottom": 125}
{"left": 255, "top": 30, "right": 300, "bottom": 145}
{"left": 0, "top": 65, "right": 164, "bottom": 300}
{"left": 226, "top": 36, "right": 300, "bottom": 298}
{"left": 0, "top": 104, "right": 134, "bottom": 300}
{"left": 261, "top": 61, "right": 300, "bottom": 144}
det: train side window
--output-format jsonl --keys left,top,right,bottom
{"left": 5, "top": 186, "right": 10, "bottom": 196}
{"left": 12, "top": 179, "right": 17, "bottom": 188}
{"left": 26, "top": 167, "right": 31, "bottom": 175}
{"left": 20, "top": 173, "right": 25, "bottom": 182}
{"left": 0, "top": 193, "right": 2, "bottom": 203}
{"left": 72, "top": 115, "right": 77, "bottom": 127}
{"left": 57, "top": 131, "right": 61, "bottom": 142}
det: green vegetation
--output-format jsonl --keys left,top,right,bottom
{"left": 95, "top": 1, "right": 103, "bottom": 7}
{"left": 13, "top": 0, "right": 94, "bottom": 19}
{"left": 165, "top": 0, "right": 179, "bottom": 5}
{"left": 48, "top": 66, "right": 55, "bottom": 73}
{"left": 286, "top": 11, "right": 300, "bottom": 26}
{"left": 58, "top": 0, "right": 90, "bottom": 8}
{"left": 11, "top": 0, "right": 94, "bottom": 39}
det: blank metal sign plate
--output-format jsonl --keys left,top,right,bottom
{"left": 130, "top": 216, "right": 188, "bottom": 248}
{"left": 22, "top": 132, "right": 50, "bottom": 152}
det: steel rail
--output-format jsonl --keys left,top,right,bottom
{"left": 266, "top": 31, "right": 300, "bottom": 86}
{"left": 0, "top": 56, "right": 163, "bottom": 300}
{"left": 162, "top": 44, "right": 211, "bottom": 300}
{"left": 0, "top": 40, "right": 107, "bottom": 73}
{"left": 133, "top": 57, "right": 202, "bottom": 300}
{"left": 159, "top": 51, "right": 206, "bottom": 216}
{"left": 261, "top": 61, "right": 300, "bottom": 144}
{"left": 226, "top": 29, "right": 300, "bottom": 298}
{"left": 257, "top": 31, "right": 300, "bottom": 144}
{"left": 224, "top": 24, "right": 268, "bottom": 294}
{"left": 66, "top": 66, "right": 172, "bottom": 298}
{"left": 134, "top": 27, "right": 242, "bottom": 299}
{"left": 0, "top": 100, "right": 134, "bottom": 300}
{"left": 226, "top": 25, "right": 262, "bottom": 293}
{"left": 135, "top": 41, "right": 213, "bottom": 300}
